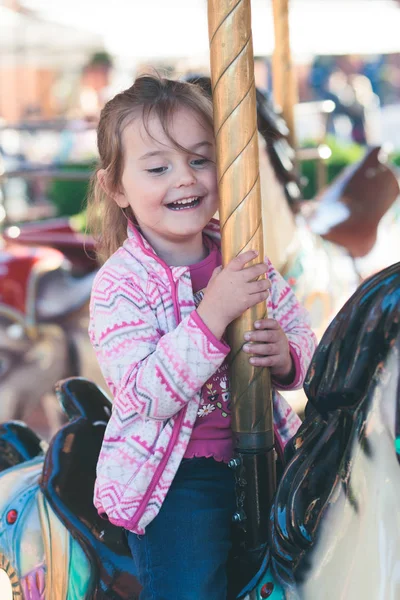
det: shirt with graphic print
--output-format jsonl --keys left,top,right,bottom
{"left": 184, "top": 235, "right": 233, "bottom": 462}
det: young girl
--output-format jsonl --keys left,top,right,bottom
{"left": 88, "top": 75, "right": 317, "bottom": 600}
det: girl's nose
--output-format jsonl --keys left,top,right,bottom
{"left": 175, "top": 164, "right": 196, "bottom": 187}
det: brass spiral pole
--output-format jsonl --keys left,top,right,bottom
{"left": 208, "top": 0, "right": 273, "bottom": 452}
{"left": 208, "top": 0, "right": 276, "bottom": 574}
{"left": 272, "top": 0, "right": 297, "bottom": 148}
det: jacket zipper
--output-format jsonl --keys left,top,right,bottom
{"left": 128, "top": 265, "right": 187, "bottom": 530}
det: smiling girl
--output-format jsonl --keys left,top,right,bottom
{"left": 87, "top": 75, "right": 317, "bottom": 600}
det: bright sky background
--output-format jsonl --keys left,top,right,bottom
{"left": 17, "top": 0, "right": 400, "bottom": 63}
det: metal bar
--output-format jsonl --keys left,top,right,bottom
{"left": 207, "top": 0, "right": 276, "bottom": 573}
{"left": 208, "top": 0, "right": 273, "bottom": 451}
{"left": 272, "top": 0, "right": 297, "bottom": 149}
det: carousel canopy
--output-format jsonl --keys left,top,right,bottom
{"left": 19, "top": 0, "right": 400, "bottom": 63}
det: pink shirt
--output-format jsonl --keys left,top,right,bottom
{"left": 184, "top": 236, "right": 233, "bottom": 462}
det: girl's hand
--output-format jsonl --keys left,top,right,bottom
{"left": 197, "top": 250, "right": 271, "bottom": 340}
{"left": 242, "top": 318, "right": 295, "bottom": 383}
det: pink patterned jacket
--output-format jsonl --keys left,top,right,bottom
{"left": 89, "top": 220, "right": 317, "bottom": 534}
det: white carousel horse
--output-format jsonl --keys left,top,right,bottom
{"left": 255, "top": 260, "right": 400, "bottom": 600}
{"left": 300, "top": 350, "right": 400, "bottom": 600}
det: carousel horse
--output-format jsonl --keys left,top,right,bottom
{"left": 0, "top": 263, "right": 399, "bottom": 599}
{"left": 0, "top": 242, "right": 106, "bottom": 438}
{"left": 249, "top": 260, "right": 400, "bottom": 599}
{"left": 0, "top": 378, "right": 140, "bottom": 599}
{"left": 2, "top": 218, "right": 97, "bottom": 275}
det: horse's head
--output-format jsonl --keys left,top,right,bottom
{"left": 267, "top": 261, "right": 400, "bottom": 597}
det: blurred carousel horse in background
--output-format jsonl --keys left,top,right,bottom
{"left": 253, "top": 85, "right": 400, "bottom": 414}
{"left": 0, "top": 264, "right": 398, "bottom": 599}
{"left": 0, "top": 241, "right": 106, "bottom": 438}
{"left": 256, "top": 86, "right": 400, "bottom": 338}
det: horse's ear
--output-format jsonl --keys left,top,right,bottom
{"left": 55, "top": 377, "right": 111, "bottom": 423}
{"left": 0, "top": 422, "right": 43, "bottom": 472}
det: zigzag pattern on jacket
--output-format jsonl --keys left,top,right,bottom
{"left": 89, "top": 219, "right": 317, "bottom": 534}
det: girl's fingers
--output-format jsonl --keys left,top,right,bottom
{"left": 210, "top": 265, "right": 223, "bottom": 280}
{"left": 249, "top": 355, "right": 279, "bottom": 367}
{"left": 245, "top": 290, "right": 270, "bottom": 309}
{"left": 254, "top": 318, "right": 280, "bottom": 330}
{"left": 243, "top": 262, "right": 269, "bottom": 280}
{"left": 244, "top": 329, "right": 280, "bottom": 343}
{"left": 247, "top": 279, "right": 271, "bottom": 295}
{"left": 243, "top": 342, "right": 279, "bottom": 355}
{"left": 229, "top": 250, "right": 259, "bottom": 270}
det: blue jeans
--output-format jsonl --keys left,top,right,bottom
{"left": 126, "top": 457, "right": 236, "bottom": 600}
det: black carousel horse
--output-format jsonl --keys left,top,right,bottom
{"left": 258, "top": 260, "right": 400, "bottom": 599}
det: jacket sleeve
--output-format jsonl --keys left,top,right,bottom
{"left": 266, "top": 259, "right": 317, "bottom": 391}
{"left": 89, "top": 274, "right": 230, "bottom": 420}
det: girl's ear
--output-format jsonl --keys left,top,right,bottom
{"left": 97, "top": 169, "right": 129, "bottom": 208}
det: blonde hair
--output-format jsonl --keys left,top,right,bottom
{"left": 86, "top": 75, "right": 214, "bottom": 261}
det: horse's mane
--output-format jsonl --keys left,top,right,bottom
{"left": 304, "top": 261, "right": 400, "bottom": 414}
{"left": 268, "top": 261, "right": 400, "bottom": 588}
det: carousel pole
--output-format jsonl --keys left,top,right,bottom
{"left": 207, "top": 0, "right": 276, "bottom": 572}
{"left": 272, "top": 0, "right": 297, "bottom": 149}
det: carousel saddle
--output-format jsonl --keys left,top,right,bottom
{"left": 308, "top": 146, "right": 399, "bottom": 257}
{"left": 39, "top": 377, "right": 139, "bottom": 594}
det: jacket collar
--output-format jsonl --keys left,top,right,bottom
{"left": 125, "top": 218, "right": 221, "bottom": 281}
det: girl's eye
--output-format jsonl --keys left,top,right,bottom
{"left": 191, "top": 158, "right": 209, "bottom": 167}
{"left": 147, "top": 166, "right": 167, "bottom": 174}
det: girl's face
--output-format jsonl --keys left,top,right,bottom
{"left": 114, "top": 106, "right": 219, "bottom": 258}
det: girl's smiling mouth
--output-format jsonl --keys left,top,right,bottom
{"left": 166, "top": 196, "right": 201, "bottom": 210}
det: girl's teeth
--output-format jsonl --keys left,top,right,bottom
{"left": 176, "top": 197, "right": 198, "bottom": 205}
{"left": 168, "top": 197, "right": 200, "bottom": 210}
